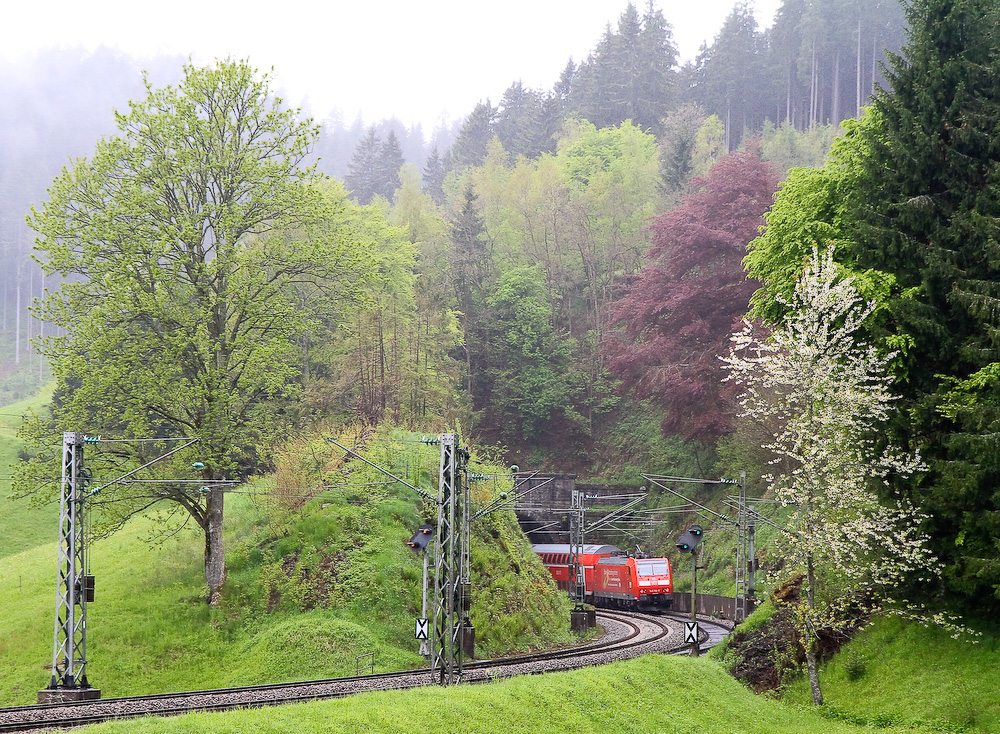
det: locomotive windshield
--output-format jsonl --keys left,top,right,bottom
{"left": 636, "top": 560, "right": 669, "bottom": 577}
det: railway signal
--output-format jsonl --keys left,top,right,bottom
{"left": 675, "top": 524, "right": 703, "bottom": 553}
{"left": 407, "top": 524, "right": 434, "bottom": 553}
{"left": 675, "top": 524, "right": 705, "bottom": 656}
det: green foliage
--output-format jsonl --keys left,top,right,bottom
{"left": 834, "top": 0, "right": 1000, "bottom": 619}
{"left": 222, "top": 424, "right": 574, "bottom": 656}
{"left": 745, "top": 113, "right": 897, "bottom": 324}
{"left": 23, "top": 59, "right": 384, "bottom": 599}
{"left": 658, "top": 102, "right": 707, "bottom": 196}
{"left": 442, "top": 118, "right": 661, "bottom": 453}
{"left": 587, "top": 402, "right": 715, "bottom": 483}
{"left": 566, "top": 2, "right": 678, "bottom": 134}
{"left": 691, "top": 115, "right": 726, "bottom": 177}
{"left": 485, "top": 266, "right": 576, "bottom": 442}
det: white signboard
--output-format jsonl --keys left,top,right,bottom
{"left": 684, "top": 621, "right": 699, "bottom": 644}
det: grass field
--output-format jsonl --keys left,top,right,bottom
{"left": 0, "top": 385, "right": 56, "bottom": 560}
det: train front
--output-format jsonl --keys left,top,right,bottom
{"left": 633, "top": 557, "right": 673, "bottom": 610}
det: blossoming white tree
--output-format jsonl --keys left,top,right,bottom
{"left": 723, "top": 248, "right": 937, "bottom": 705}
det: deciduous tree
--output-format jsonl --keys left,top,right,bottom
{"left": 23, "top": 60, "right": 379, "bottom": 603}
{"left": 605, "top": 146, "right": 778, "bottom": 442}
{"left": 723, "top": 248, "right": 935, "bottom": 705}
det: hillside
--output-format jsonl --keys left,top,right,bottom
{"left": 4, "top": 392, "right": 1000, "bottom": 732}
{"left": 0, "top": 423, "right": 573, "bottom": 704}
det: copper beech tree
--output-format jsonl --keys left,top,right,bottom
{"left": 604, "top": 146, "right": 779, "bottom": 443}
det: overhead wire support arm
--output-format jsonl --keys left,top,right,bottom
{"left": 584, "top": 494, "right": 648, "bottom": 535}
{"left": 87, "top": 438, "right": 202, "bottom": 497}
{"left": 470, "top": 474, "right": 552, "bottom": 522}
{"left": 324, "top": 436, "right": 439, "bottom": 503}
{"left": 641, "top": 474, "right": 735, "bottom": 525}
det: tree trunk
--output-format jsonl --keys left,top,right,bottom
{"left": 832, "top": 50, "right": 840, "bottom": 125}
{"left": 806, "top": 643, "right": 824, "bottom": 706}
{"left": 805, "top": 553, "right": 824, "bottom": 705}
{"left": 856, "top": 18, "right": 862, "bottom": 116}
{"left": 204, "top": 487, "right": 226, "bottom": 605}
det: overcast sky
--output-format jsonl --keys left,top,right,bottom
{"left": 2, "top": 0, "right": 782, "bottom": 131}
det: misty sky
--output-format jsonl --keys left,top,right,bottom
{"left": 3, "top": 0, "right": 782, "bottom": 131}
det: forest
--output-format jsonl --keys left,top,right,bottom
{"left": 0, "top": 0, "right": 902, "bottom": 430}
{"left": 5, "top": 0, "right": 1000, "bottom": 626}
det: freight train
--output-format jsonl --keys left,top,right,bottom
{"left": 533, "top": 543, "right": 673, "bottom": 611}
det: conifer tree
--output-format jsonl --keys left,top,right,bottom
{"left": 850, "top": 0, "right": 1000, "bottom": 617}
{"left": 374, "top": 129, "right": 405, "bottom": 200}
{"left": 345, "top": 126, "right": 381, "bottom": 205}
{"left": 450, "top": 101, "right": 497, "bottom": 170}
{"left": 422, "top": 147, "right": 447, "bottom": 204}
{"left": 567, "top": 3, "right": 677, "bottom": 132}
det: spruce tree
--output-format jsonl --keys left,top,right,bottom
{"left": 422, "top": 146, "right": 447, "bottom": 204}
{"left": 852, "top": 0, "right": 1000, "bottom": 618}
{"left": 450, "top": 101, "right": 497, "bottom": 170}
{"left": 374, "top": 129, "right": 405, "bottom": 200}
{"left": 345, "top": 126, "right": 381, "bottom": 205}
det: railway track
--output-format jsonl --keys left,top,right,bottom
{"left": 0, "top": 611, "right": 726, "bottom": 732}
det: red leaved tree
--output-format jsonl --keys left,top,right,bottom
{"left": 604, "top": 145, "right": 779, "bottom": 442}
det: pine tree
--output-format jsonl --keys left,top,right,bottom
{"left": 851, "top": 0, "right": 1000, "bottom": 618}
{"left": 494, "top": 81, "right": 543, "bottom": 159}
{"left": 688, "top": 2, "right": 767, "bottom": 149}
{"left": 566, "top": 3, "right": 677, "bottom": 133}
{"left": 635, "top": 1, "right": 678, "bottom": 133}
{"left": 450, "top": 101, "right": 498, "bottom": 170}
{"left": 449, "top": 184, "right": 493, "bottom": 403}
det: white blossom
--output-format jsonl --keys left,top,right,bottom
{"left": 721, "top": 247, "right": 942, "bottom": 703}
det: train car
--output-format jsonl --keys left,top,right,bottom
{"left": 533, "top": 543, "right": 673, "bottom": 611}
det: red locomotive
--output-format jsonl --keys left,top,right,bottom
{"left": 533, "top": 543, "right": 673, "bottom": 611}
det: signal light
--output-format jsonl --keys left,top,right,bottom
{"left": 676, "top": 524, "right": 703, "bottom": 553}
{"left": 407, "top": 524, "right": 434, "bottom": 552}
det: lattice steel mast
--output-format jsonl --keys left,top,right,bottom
{"left": 432, "top": 433, "right": 469, "bottom": 685}
{"left": 44, "top": 432, "right": 98, "bottom": 699}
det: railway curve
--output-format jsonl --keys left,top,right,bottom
{"left": 0, "top": 611, "right": 729, "bottom": 732}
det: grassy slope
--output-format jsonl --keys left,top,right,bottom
{"left": 0, "top": 424, "right": 575, "bottom": 704}
{"left": 0, "top": 385, "right": 56, "bottom": 560}
{"left": 81, "top": 655, "right": 933, "bottom": 734}
{"left": 782, "top": 615, "right": 999, "bottom": 731}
